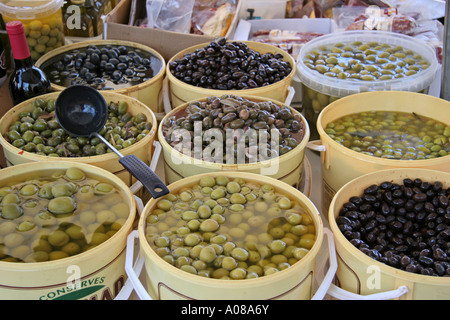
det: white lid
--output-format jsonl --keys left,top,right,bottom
{"left": 296, "top": 31, "right": 439, "bottom": 97}
{"left": 0, "top": 0, "right": 64, "bottom": 19}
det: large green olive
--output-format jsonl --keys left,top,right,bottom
{"left": 65, "top": 167, "right": 85, "bottom": 181}
{"left": 51, "top": 183, "right": 75, "bottom": 197}
{"left": 47, "top": 196, "right": 76, "bottom": 215}
{"left": 1, "top": 203, "right": 24, "bottom": 220}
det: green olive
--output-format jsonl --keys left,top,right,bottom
{"left": 51, "top": 183, "right": 75, "bottom": 197}
{"left": 47, "top": 196, "right": 76, "bottom": 215}
{"left": 94, "top": 183, "right": 115, "bottom": 195}
{"left": 65, "top": 167, "right": 85, "bottom": 181}
{"left": 48, "top": 230, "right": 70, "bottom": 247}
{"left": 1, "top": 203, "right": 24, "bottom": 220}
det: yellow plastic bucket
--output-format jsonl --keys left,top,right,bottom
{"left": 0, "top": 161, "right": 136, "bottom": 300}
{"left": 124, "top": 172, "right": 337, "bottom": 300}
{"left": 166, "top": 41, "right": 296, "bottom": 108}
{"left": 310, "top": 91, "right": 450, "bottom": 215}
{"left": 158, "top": 95, "right": 310, "bottom": 188}
{"left": 34, "top": 40, "right": 166, "bottom": 114}
{"left": 0, "top": 91, "right": 157, "bottom": 188}
{"left": 328, "top": 168, "right": 450, "bottom": 300}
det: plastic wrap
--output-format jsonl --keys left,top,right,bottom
{"left": 146, "top": 0, "right": 195, "bottom": 33}
{"left": 190, "top": 0, "right": 237, "bottom": 37}
{"left": 286, "top": 0, "right": 315, "bottom": 18}
{"left": 333, "top": 4, "right": 444, "bottom": 63}
{"left": 345, "top": 7, "right": 418, "bottom": 35}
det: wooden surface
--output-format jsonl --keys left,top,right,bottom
{"left": 0, "top": 79, "right": 12, "bottom": 168}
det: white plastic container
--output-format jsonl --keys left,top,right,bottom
{"left": 296, "top": 31, "right": 440, "bottom": 139}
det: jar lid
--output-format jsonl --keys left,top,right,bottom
{"left": 0, "top": 0, "right": 64, "bottom": 19}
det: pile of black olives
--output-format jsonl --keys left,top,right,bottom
{"left": 337, "top": 178, "right": 450, "bottom": 277}
{"left": 169, "top": 37, "right": 292, "bottom": 90}
{"left": 44, "top": 44, "right": 155, "bottom": 90}
{"left": 162, "top": 95, "right": 305, "bottom": 163}
{"left": 5, "top": 98, "right": 152, "bottom": 157}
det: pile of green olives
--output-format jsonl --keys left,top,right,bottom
{"left": 0, "top": 167, "right": 130, "bottom": 263}
{"left": 324, "top": 111, "right": 450, "bottom": 160}
{"left": 145, "top": 175, "right": 317, "bottom": 280}
{"left": 4, "top": 97, "right": 152, "bottom": 157}
{"left": 303, "top": 41, "right": 430, "bottom": 82}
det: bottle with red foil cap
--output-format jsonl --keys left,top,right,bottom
{"left": 6, "top": 21, "right": 50, "bottom": 105}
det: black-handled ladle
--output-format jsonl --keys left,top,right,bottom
{"left": 55, "top": 85, "right": 169, "bottom": 199}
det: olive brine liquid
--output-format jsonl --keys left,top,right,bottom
{"left": 6, "top": 21, "right": 51, "bottom": 105}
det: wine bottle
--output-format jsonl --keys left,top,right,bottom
{"left": 6, "top": 20, "right": 51, "bottom": 105}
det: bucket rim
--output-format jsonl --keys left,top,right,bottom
{"left": 296, "top": 30, "right": 439, "bottom": 97}
{"left": 316, "top": 91, "right": 450, "bottom": 166}
{"left": 158, "top": 94, "right": 310, "bottom": 170}
{"left": 0, "top": 91, "right": 157, "bottom": 163}
{"left": 0, "top": 160, "right": 137, "bottom": 269}
{"left": 34, "top": 39, "right": 166, "bottom": 93}
{"left": 138, "top": 171, "right": 324, "bottom": 288}
{"left": 165, "top": 40, "right": 296, "bottom": 96}
{"left": 329, "top": 167, "right": 450, "bottom": 285}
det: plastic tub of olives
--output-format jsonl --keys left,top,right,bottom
{"left": 296, "top": 31, "right": 439, "bottom": 140}
{"left": 166, "top": 38, "right": 297, "bottom": 109}
{"left": 158, "top": 94, "right": 310, "bottom": 188}
{"left": 0, "top": 91, "right": 157, "bottom": 188}
{"left": 124, "top": 171, "right": 337, "bottom": 300}
{"left": 34, "top": 40, "right": 166, "bottom": 114}
{"left": 328, "top": 168, "right": 450, "bottom": 300}
{"left": 311, "top": 91, "right": 450, "bottom": 216}
{"left": 0, "top": 161, "right": 136, "bottom": 300}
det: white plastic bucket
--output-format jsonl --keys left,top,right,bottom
{"left": 297, "top": 30, "right": 440, "bottom": 140}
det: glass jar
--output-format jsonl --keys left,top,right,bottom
{"left": 0, "top": 0, "right": 65, "bottom": 61}
{"left": 64, "top": 0, "right": 94, "bottom": 38}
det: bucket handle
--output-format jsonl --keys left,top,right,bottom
{"left": 284, "top": 86, "right": 296, "bottom": 106}
{"left": 311, "top": 228, "right": 337, "bottom": 300}
{"left": 306, "top": 140, "right": 326, "bottom": 152}
{"left": 114, "top": 232, "right": 146, "bottom": 300}
{"left": 114, "top": 197, "right": 148, "bottom": 300}
{"left": 326, "top": 283, "right": 409, "bottom": 300}
{"left": 130, "top": 140, "right": 163, "bottom": 195}
{"left": 307, "top": 140, "right": 331, "bottom": 169}
{"left": 119, "top": 229, "right": 338, "bottom": 301}
{"left": 116, "top": 230, "right": 153, "bottom": 300}
{"left": 162, "top": 76, "right": 172, "bottom": 115}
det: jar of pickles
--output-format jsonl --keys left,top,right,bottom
{"left": 0, "top": 0, "right": 65, "bottom": 61}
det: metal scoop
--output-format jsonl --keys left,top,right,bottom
{"left": 55, "top": 85, "right": 169, "bottom": 199}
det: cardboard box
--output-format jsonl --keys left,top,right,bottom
{"left": 233, "top": 18, "right": 337, "bottom": 45}
{"left": 105, "top": 0, "right": 241, "bottom": 62}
